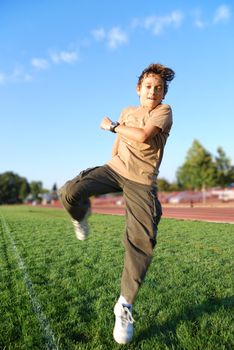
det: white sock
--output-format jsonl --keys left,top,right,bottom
{"left": 118, "top": 295, "right": 132, "bottom": 307}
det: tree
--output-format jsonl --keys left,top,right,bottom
{"left": 51, "top": 182, "right": 59, "bottom": 200}
{"left": 52, "top": 183, "right": 57, "bottom": 192}
{"left": 19, "top": 180, "right": 31, "bottom": 201}
{"left": 157, "top": 178, "right": 171, "bottom": 192}
{"left": 157, "top": 178, "right": 179, "bottom": 192}
{"left": 176, "top": 140, "right": 217, "bottom": 190}
{"left": 0, "top": 172, "right": 30, "bottom": 204}
{"left": 215, "top": 147, "right": 234, "bottom": 187}
{"left": 29, "top": 181, "right": 43, "bottom": 200}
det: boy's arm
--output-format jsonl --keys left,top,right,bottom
{"left": 100, "top": 116, "right": 161, "bottom": 143}
{"left": 114, "top": 121, "right": 161, "bottom": 143}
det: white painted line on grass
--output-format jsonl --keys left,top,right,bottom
{"left": 0, "top": 214, "right": 59, "bottom": 350}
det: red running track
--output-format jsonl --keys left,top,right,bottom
{"left": 92, "top": 205, "right": 234, "bottom": 224}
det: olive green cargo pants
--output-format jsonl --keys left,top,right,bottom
{"left": 59, "top": 165, "right": 162, "bottom": 304}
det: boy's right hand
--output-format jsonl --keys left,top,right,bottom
{"left": 100, "top": 117, "right": 112, "bottom": 131}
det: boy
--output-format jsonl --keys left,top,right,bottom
{"left": 59, "top": 63, "right": 175, "bottom": 344}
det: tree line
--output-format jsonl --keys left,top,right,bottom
{"left": 0, "top": 172, "right": 57, "bottom": 204}
{"left": 0, "top": 139, "right": 234, "bottom": 204}
{"left": 156, "top": 139, "right": 233, "bottom": 192}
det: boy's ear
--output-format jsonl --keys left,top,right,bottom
{"left": 136, "top": 84, "right": 141, "bottom": 95}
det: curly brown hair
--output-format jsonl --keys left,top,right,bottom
{"left": 137, "top": 63, "right": 175, "bottom": 96}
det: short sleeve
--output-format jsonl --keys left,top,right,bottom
{"left": 148, "top": 104, "right": 172, "bottom": 132}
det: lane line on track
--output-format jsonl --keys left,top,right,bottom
{"left": 0, "top": 213, "right": 59, "bottom": 350}
{"left": 91, "top": 206, "right": 234, "bottom": 223}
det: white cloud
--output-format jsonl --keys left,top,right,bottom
{"left": 91, "top": 28, "right": 106, "bottom": 41}
{"left": 12, "top": 67, "right": 24, "bottom": 79}
{"left": 1, "top": 49, "right": 79, "bottom": 85}
{"left": 91, "top": 26, "right": 127, "bottom": 49}
{"left": 139, "top": 10, "right": 184, "bottom": 35}
{"left": 50, "top": 50, "right": 78, "bottom": 64}
{"left": 0, "top": 67, "right": 33, "bottom": 85}
{"left": 107, "top": 27, "right": 128, "bottom": 49}
{"left": 192, "top": 10, "right": 206, "bottom": 29}
{"left": 194, "top": 18, "right": 206, "bottom": 29}
{"left": 31, "top": 58, "right": 49, "bottom": 70}
{"left": 14, "top": 67, "right": 33, "bottom": 82}
{"left": 24, "top": 74, "right": 33, "bottom": 82}
{"left": 213, "top": 5, "right": 231, "bottom": 24}
{"left": 130, "top": 17, "right": 141, "bottom": 29}
{"left": 0, "top": 72, "right": 6, "bottom": 84}
{"left": 171, "top": 10, "right": 184, "bottom": 26}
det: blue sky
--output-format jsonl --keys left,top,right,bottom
{"left": 1, "top": 0, "right": 233, "bottom": 189}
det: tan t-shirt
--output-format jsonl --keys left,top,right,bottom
{"left": 108, "top": 103, "right": 172, "bottom": 186}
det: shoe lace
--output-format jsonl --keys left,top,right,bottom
{"left": 72, "top": 220, "right": 81, "bottom": 230}
{"left": 122, "top": 306, "right": 135, "bottom": 324}
{"left": 72, "top": 218, "right": 87, "bottom": 230}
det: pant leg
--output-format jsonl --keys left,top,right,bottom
{"left": 59, "top": 165, "right": 122, "bottom": 221}
{"left": 121, "top": 181, "right": 162, "bottom": 304}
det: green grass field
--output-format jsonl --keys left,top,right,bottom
{"left": 0, "top": 205, "right": 233, "bottom": 350}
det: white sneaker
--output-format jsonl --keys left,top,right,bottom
{"left": 113, "top": 301, "right": 134, "bottom": 344}
{"left": 71, "top": 211, "right": 90, "bottom": 241}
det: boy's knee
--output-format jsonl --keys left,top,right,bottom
{"left": 58, "top": 181, "right": 73, "bottom": 203}
{"left": 59, "top": 180, "right": 90, "bottom": 209}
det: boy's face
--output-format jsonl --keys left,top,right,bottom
{"left": 136, "top": 74, "right": 165, "bottom": 110}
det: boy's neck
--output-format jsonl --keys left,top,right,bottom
{"left": 140, "top": 102, "right": 162, "bottom": 112}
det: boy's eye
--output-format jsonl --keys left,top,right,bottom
{"left": 145, "top": 85, "right": 162, "bottom": 91}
